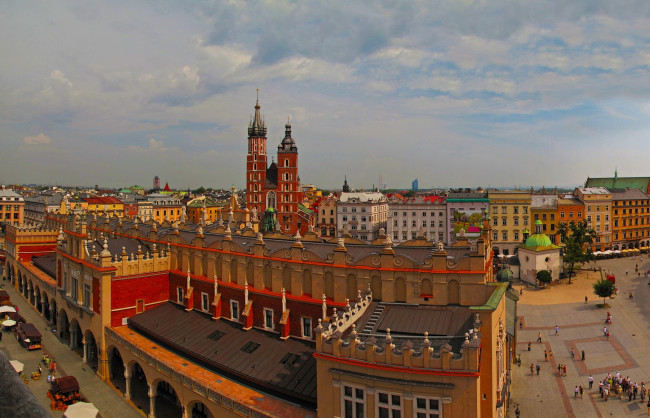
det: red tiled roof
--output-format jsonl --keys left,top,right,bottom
{"left": 84, "top": 196, "right": 123, "bottom": 205}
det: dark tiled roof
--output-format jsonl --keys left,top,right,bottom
{"left": 128, "top": 302, "right": 317, "bottom": 406}
{"left": 86, "top": 237, "right": 153, "bottom": 261}
{"left": 32, "top": 253, "right": 57, "bottom": 279}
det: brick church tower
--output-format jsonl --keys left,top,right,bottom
{"left": 245, "top": 93, "right": 303, "bottom": 234}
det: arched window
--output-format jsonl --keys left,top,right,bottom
{"left": 284, "top": 173, "right": 289, "bottom": 181}
{"left": 253, "top": 163, "right": 257, "bottom": 170}
{"left": 285, "top": 159, "right": 290, "bottom": 167}
{"left": 267, "top": 191, "right": 276, "bottom": 209}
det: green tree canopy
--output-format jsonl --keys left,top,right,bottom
{"left": 593, "top": 278, "right": 615, "bottom": 305}
{"left": 537, "top": 270, "right": 552, "bottom": 284}
{"left": 558, "top": 220, "right": 597, "bottom": 283}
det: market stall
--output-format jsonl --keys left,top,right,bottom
{"left": 16, "top": 322, "right": 42, "bottom": 350}
{"left": 48, "top": 376, "right": 81, "bottom": 411}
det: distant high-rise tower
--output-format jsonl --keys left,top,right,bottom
{"left": 154, "top": 176, "right": 160, "bottom": 189}
{"left": 412, "top": 178, "right": 419, "bottom": 191}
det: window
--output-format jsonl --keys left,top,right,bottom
{"left": 201, "top": 292, "right": 209, "bottom": 312}
{"left": 430, "top": 221, "right": 435, "bottom": 227}
{"left": 438, "top": 232, "right": 444, "bottom": 241}
{"left": 502, "top": 231, "right": 508, "bottom": 241}
{"left": 422, "top": 221, "right": 427, "bottom": 227}
{"left": 302, "top": 317, "right": 312, "bottom": 338}
{"left": 542, "top": 214, "right": 547, "bottom": 221}
{"left": 83, "top": 284, "right": 91, "bottom": 308}
{"left": 605, "top": 214, "right": 609, "bottom": 221}
{"left": 492, "top": 207, "right": 498, "bottom": 214}
{"left": 550, "top": 214, "right": 555, "bottom": 221}
{"left": 376, "top": 391, "right": 402, "bottom": 418}
{"left": 412, "top": 212, "right": 416, "bottom": 216}
{"left": 342, "top": 385, "right": 365, "bottom": 418}
{"left": 393, "top": 212, "right": 397, "bottom": 216}
{"left": 502, "top": 207, "right": 507, "bottom": 214}
{"left": 402, "top": 220, "right": 407, "bottom": 227}
{"left": 177, "top": 287, "right": 184, "bottom": 303}
{"left": 438, "top": 221, "right": 443, "bottom": 228}
{"left": 513, "top": 218, "right": 519, "bottom": 226}
{"left": 423, "top": 212, "right": 427, "bottom": 216}
{"left": 231, "top": 300, "right": 240, "bottom": 321}
{"left": 513, "top": 206, "right": 519, "bottom": 214}
{"left": 578, "top": 211, "right": 582, "bottom": 217}
{"left": 493, "top": 232, "right": 498, "bottom": 240}
{"left": 492, "top": 218, "right": 498, "bottom": 226}
{"left": 393, "top": 220, "right": 398, "bottom": 226}
{"left": 514, "top": 232, "right": 519, "bottom": 241}
{"left": 412, "top": 220, "right": 416, "bottom": 227}
{"left": 264, "top": 308, "right": 274, "bottom": 329}
{"left": 596, "top": 215, "right": 601, "bottom": 222}
{"left": 560, "top": 212, "right": 565, "bottom": 218}
{"left": 501, "top": 218, "right": 507, "bottom": 226}
{"left": 415, "top": 397, "right": 441, "bottom": 418}
{"left": 523, "top": 207, "right": 528, "bottom": 214}
{"left": 402, "top": 232, "right": 407, "bottom": 240}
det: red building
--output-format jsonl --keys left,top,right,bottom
{"left": 246, "top": 95, "right": 303, "bottom": 234}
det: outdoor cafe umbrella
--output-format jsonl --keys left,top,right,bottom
{"left": 9, "top": 360, "right": 24, "bottom": 373}
{"left": 2, "top": 319, "right": 17, "bottom": 327}
{"left": 0, "top": 306, "right": 16, "bottom": 314}
{"left": 63, "top": 402, "right": 99, "bottom": 418}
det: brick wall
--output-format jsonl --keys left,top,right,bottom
{"left": 111, "top": 272, "right": 169, "bottom": 327}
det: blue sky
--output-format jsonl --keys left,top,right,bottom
{"left": 2, "top": 1, "right": 650, "bottom": 189}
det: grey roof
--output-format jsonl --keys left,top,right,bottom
{"left": 32, "top": 253, "right": 57, "bottom": 279}
{"left": 128, "top": 302, "right": 317, "bottom": 406}
{"left": 610, "top": 188, "right": 650, "bottom": 201}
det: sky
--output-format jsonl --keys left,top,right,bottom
{"left": 2, "top": 1, "right": 650, "bottom": 190}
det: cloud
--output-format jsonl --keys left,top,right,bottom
{"left": 23, "top": 133, "right": 52, "bottom": 145}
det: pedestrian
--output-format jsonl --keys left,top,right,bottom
{"left": 563, "top": 364, "right": 567, "bottom": 376}
{"left": 536, "top": 363, "right": 541, "bottom": 375}
{"left": 549, "top": 350, "right": 553, "bottom": 361}
{"left": 607, "top": 331, "right": 610, "bottom": 340}
{"left": 520, "top": 320, "right": 523, "bottom": 329}
{"left": 571, "top": 348, "right": 575, "bottom": 359}
{"left": 47, "top": 374, "right": 51, "bottom": 383}
{"left": 38, "top": 365, "right": 42, "bottom": 374}
{"left": 589, "top": 375, "right": 594, "bottom": 389}
{"left": 537, "top": 332, "right": 542, "bottom": 343}
{"left": 647, "top": 399, "right": 650, "bottom": 415}
{"left": 630, "top": 388, "right": 634, "bottom": 402}
{"left": 555, "top": 325, "right": 559, "bottom": 336}
{"left": 585, "top": 296, "right": 588, "bottom": 304}
{"left": 528, "top": 342, "right": 531, "bottom": 351}
{"left": 635, "top": 384, "right": 639, "bottom": 400}
{"left": 544, "top": 350, "right": 548, "bottom": 361}
{"left": 558, "top": 363, "right": 562, "bottom": 376}
{"left": 582, "top": 350, "right": 585, "bottom": 361}
{"left": 575, "top": 386, "right": 579, "bottom": 398}
{"left": 580, "top": 386, "right": 584, "bottom": 399}
{"left": 531, "top": 363, "right": 535, "bottom": 375}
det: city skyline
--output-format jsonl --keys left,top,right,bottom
{"left": 2, "top": 1, "right": 650, "bottom": 188}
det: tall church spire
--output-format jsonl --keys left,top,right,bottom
{"left": 248, "top": 89, "right": 267, "bottom": 137}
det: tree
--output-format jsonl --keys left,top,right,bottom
{"left": 593, "top": 278, "right": 615, "bottom": 306}
{"left": 558, "top": 220, "right": 597, "bottom": 283}
{"left": 537, "top": 270, "right": 552, "bottom": 286}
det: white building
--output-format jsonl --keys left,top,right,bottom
{"left": 518, "top": 220, "right": 561, "bottom": 285}
{"left": 388, "top": 196, "right": 447, "bottom": 244}
{"left": 337, "top": 192, "right": 388, "bottom": 241}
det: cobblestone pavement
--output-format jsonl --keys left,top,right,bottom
{"left": 0, "top": 279, "right": 142, "bottom": 418}
{"left": 509, "top": 257, "right": 650, "bottom": 417}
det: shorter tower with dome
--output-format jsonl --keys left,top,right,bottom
{"left": 517, "top": 220, "right": 561, "bottom": 285}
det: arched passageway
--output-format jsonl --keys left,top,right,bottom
{"left": 42, "top": 292, "right": 50, "bottom": 321}
{"left": 49, "top": 299, "right": 57, "bottom": 327}
{"left": 69, "top": 320, "right": 83, "bottom": 357}
{"left": 108, "top": 347, "right": 125, "bottom": 395}
{"left": 190, "top": 401, "right": 214, "bottom": 418}
{"left": 84, "top": 330, "right": 98, "bottom": 371}
{"left": 129, "top": 362, "right": 150, "bottom": 415}
{"left": 58, "top": 309, "right": 70, "bottom": 345}
{"left": 154, "top": 380, "right": 182, "bottom": 418}
{"left": 34, "top": 286, "right": 42, "bottom": 313}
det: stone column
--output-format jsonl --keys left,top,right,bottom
{"left": 124, "top": 367, "right": 131, "bottom": 400}
{"left": 49, "top": 304, "right": 55, "bottom": 325}
{"left": 40, "top": 301, "right": 46, "bottom": 316}
{"left": 82, "top": 336, "right": 87, "bottom": 363}
{"left": 183, "top": 405, "right": 189, "bottom": 418}
{"left": 148, "top": 383, "right": 156, "bottom": 418}
{"left": 68, "top": 325, "right": 75, "bottom": 350}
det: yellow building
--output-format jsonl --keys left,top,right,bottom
{"left": 83, "top": 196, "right": 124, "bottom": 217}
{"left": 610, "top": 188, "right": 650, "bottom": 250}
{"left": 531, "top": 194, "right": 558, "bottom": 243}
{"left": 489, "top": 190, "right": 532, "bottom": 255}
{"left": 0, "top": 188, "right": 25, "bottom": 226}
{"left": 574, "top": 187, "right": 612, "bottom": 251}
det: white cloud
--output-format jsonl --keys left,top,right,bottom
{"left": 50, "top": 70, "right": 72, "bottom": 87}
{"left": 23, "top": 133, "right": 52, "bottom": 145}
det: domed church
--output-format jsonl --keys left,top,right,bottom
{"left": 518, "top": 220, "right": 561, "bottom": 285}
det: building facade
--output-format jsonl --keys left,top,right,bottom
{"left": 337, "top": 192, "right": 388, "bottom": 241}
{"left": 316, "top": 194, "right": 338, "bottom": 238}
{"left": 489, "top": 191, "right": 532, "bottom": 256}
{"left": 0, "top": 188, "right": 25, "bottom": 227}
{"left": 388, "top": 195, "right": 447, "bottom": 244}
{"left": 531, "top": 194, "right": 558, "bottom": 243}
{"left": 610, "top": 188, "right": 650, "bottom": 250}
{"left": 574, "top": 187, "right": 612, "bottom": 251}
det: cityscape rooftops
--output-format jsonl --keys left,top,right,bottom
{"left": 339, "top": 192, "right": 387, "bottom": 203}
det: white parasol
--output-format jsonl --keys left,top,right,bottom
{"left": 0, "top": 306, "right": 16, "bottom": 314}
{"left": 2, "top": 319, "right": 17, "bottom": 327}
{"left": 9, "top": 360, "right": 24, "bottom": 373}
{"left": 63, "top": 402, "right": 99, "bottom": 418}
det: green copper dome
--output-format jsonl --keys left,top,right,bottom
{"left": 525, "top": 233, "right": 552, "bottom": 249}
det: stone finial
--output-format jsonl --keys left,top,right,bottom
{"left": 345, "top": 298, "right": 351, "bottom": 310}
{"left": 464, "top": 332, "right": 470, "bottom": 345}
{"left": 436, "top": 241, "right": 444, "bottom": 252}
{"left": 308, "top": 224, "right": 314, "bottom": 233}
{"left": 282, "top": 288, "right": 286, "bottom": 312}
{"left": 187, "top": 269, "right": 191, "bottom": 289}
{"left": 294, "top": 231, "right": 302, "bottom": 241}
{"left": 214, "top": 274, "right": 218, "bottom": 296}
{"left": 469, "top": 239, "right": 478, "bottom": 252}
{"left": 97, "top": 239, "right": 109, "bottom": 257}
{"left": 384, "top": 235, "right": 393, "bottom": 250}
{"left": 256, "top": 232, "right": 264, "bottom": 243}
{"left": 423, "top": 331, "right": 430, "bottom": 346}
{"left": 337, "top": 237, "right": 345, "bottom": 248}
{"left": 322, "top": 294, "right": 327, "bottom": 320}
{"left": 385, "top": 328, "right": 392, "bottom": 341}
{"left": 244, "top": 281, "right": 249, "bottom": 305}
